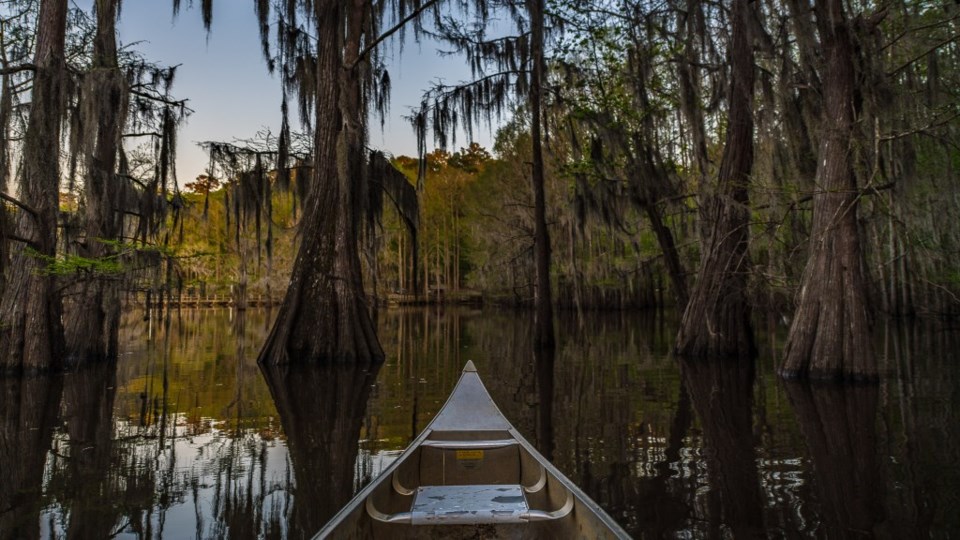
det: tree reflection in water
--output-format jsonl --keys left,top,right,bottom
{"left": 59, "top": 361, "right": 120, "bottom": 540}
{"left": 261, "top": 362, "right": 381, "bottom": 539}
{"left": 680, "top": 357, "right": 765, "bottom": 538}
{"left": 0, "top": 374, "right": 62, "bottom": 540}
{"left": 0, "top": 309, "right": 957, "bottom": 538}
{"left": 784, "top": 382, "right": 885, "bottom": 538}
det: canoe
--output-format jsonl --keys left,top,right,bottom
{"left": 316, "top": 361, "right": 631, "bottom": 539}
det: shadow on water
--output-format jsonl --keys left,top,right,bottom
{"left": 260, "top": 361, "right": 382, "bottom": 540}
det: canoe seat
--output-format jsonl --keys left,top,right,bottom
{"left": 410, "top": 484, "right": 528, "bottom": 524}
{"left": 367, "top": 439, "right": 573, "bottom": 525}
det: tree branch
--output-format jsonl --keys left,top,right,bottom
{"left": 0, "top": 63, "right": 35, "bottom": 75}
{"left": 348, "top": 0, "right": 441, "bottom": 70}
{"left": 2, "top": 231, "right": 41, "bottom": 250}
{"left": 0, "top": 191, "right": 39, "bottom": 219}
{"left": 424, "top": 69, "right": 529, "bottom": 103}
{"left": 129, "top": 89, "right": 192, "bottom": 111}
{"left": 123, "top": 131, "right": 162, "bottom": 138}
{"left": 888, "top": 34, "right": 960, "bottom": 76}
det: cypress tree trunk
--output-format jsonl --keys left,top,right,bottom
{"left": 0, "top": 0, "right": 69, "bottom": 374}
{"left": 528, "top": 0, "right": 555, "bottom": 351}
{"left": 64, "top": 0, "right": 125, "bottom": 363}
{"left": 780, "top": 0, "right": 875, "bottom": 380}
{"left": 258, "top": 1, "right": 383, "bottom": 365}
{"left": 675, "top": 0, "right": 756, "bottom": 359}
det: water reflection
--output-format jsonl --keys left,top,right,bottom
{"left": 59, "top": 361, "right": 120, "bottom": 540}
{"left": 0, "top": 374, "right": 62, "bottom": 540}
{"left": 261, "top": 363, "right": 381, "bottom": 539}
{"left": 784, "top": 382, "right": 884, "bottom": 539}
{"left": 0, "top": 309, "right": 955, "bottom": 538}
{"left": 680, "top": 357, "right": 764, "bottom": 538}
{"left": 533, "top": 345, "right": 555, "bottom": 462}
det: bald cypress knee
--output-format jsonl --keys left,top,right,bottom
{"left": 780, "top": 0, "right": 875, "bottom": 380}
{"left": 0, "top": 0, "right": 69, "bottom": 374}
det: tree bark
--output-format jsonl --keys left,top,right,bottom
{"left": 0, "top": 0, "right": 69, "bottom": 374}
{"left": 258, "top": 1, "right": 383, "bottom": 365}
{"left": 63, "top": 0, "right": 125, "bottom": 363}
{"left": 528, "top": 0, "right": 555, "bottom": 352}
{"left": 780, "top": 0, "right": 875, "bottom": 380}
{"left": 675, "top": 0, "right": 756, "bottom": 359}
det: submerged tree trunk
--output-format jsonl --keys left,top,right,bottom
{"left": 781, "top": 0, "right": 875, "bottom": 380}
{"left": 64, "top": 0, "right": 125, "bottom": 363}
{"left": 258, "top": 1, "right": 383, "bottom": 365}
{"left": 0, "top": 0, "right": 69, "bottom": 373}
{"left": 528, "top": 0, "right": 555, "bottom": 351}
{"left": 676, "top": 0, "right": 756, "bottom": 359}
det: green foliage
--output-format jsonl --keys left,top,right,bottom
{"left": 166, "top": 180, "right": 300, "bottom": 296}
{"left": 25, "top": 239, "right": 172, "bottom": 277}
{"left": 378, "top": 144, "right": 491, "bottom": 293}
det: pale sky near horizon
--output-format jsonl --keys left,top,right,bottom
{"left": 107, "top": 1, "right": 496, "bottom": 184}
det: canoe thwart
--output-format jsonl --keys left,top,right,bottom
{"left": 420, "top": 439, "right": 517, "bottom": 449}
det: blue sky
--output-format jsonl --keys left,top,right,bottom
{"left": 109, "top": 1, "right": 496, "bottom": 184}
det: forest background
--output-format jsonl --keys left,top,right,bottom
{"left": 1, "top": 0, "right": 959, "bottom": 377}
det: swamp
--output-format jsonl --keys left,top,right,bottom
{"left": 2, "top": 308, "right": 959, "bottom": 538}
{"left": 3, "top": 0, "right": 960, "bottom": 537}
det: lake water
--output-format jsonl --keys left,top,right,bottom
{"left": 1, "top": 307, "right": 958, "bottom": 539}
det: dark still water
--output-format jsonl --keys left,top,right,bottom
{"left": 1, "top": 308, "right": 959, "bottom": 539}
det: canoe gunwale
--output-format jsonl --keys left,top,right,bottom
{"left": 314, "top": 362, "right": 631, "bottom": 539}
